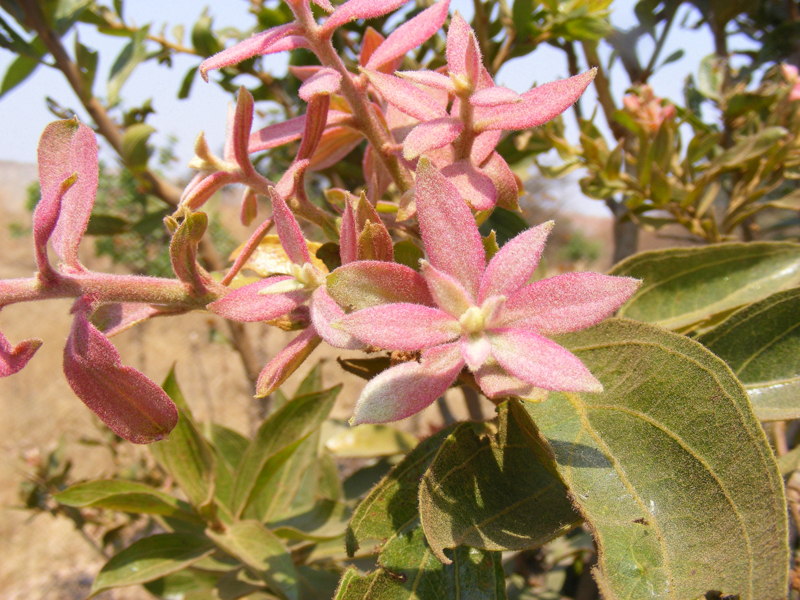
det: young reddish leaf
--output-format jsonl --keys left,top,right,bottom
{"left": 169, "top": 211, "right": 212, "bottom": 296}
{"left": 208, "top": 276, "right": 307, "bottom": 323}
{"left": 339, "top": 199, "right": 358, "bottom": 265}
{"left": 33, "top": 173, "right": 76, "bottom": 278}
{"left": 270, "top": 189, "right": 311, "bottom": 265}
{"left": 36, "top": 119, "right": 99, "bottom": 269}
{"left": 63, "top": 300, "right": 178, "bottom": 444}
{"left": 297, "top": 94, "right": 331, "bottom": 161}
{"left": 363, "top": 69, "right": 447, "bottom": 121}
{"left": 396, "top": 70, "right": 456, "bottom": 93}
{"left": 310, "top": 287, "right": 364, "bottom": 349}
{"left": 415, "top": 159, "right": 486, "bottom": 297}
{"left": 308, "top": 126, "right": 363, "bottom": 170}
{"left": 255, "top": 328, "right": 321, "bottom": 397}
{"left": 470, "top": 130, "right": 502, "bottom": 164}
{"left": 446, "top": 12, "right": 482, "bottom": 86}
{"left": 470, "top": 86, "right": 522, "bottom": 107}
{"left": 91, "top": 303, "right": 163, "bottom": 337}
{"left": 230, "top": 87, "right": 256, "bottom": 175}
{"left": 440, "top": 160, "right": 497, "bottom": 210}
{"left": 359, "top": 27, "right": 385, "bottom": 66}
{"left": 479, "top": 221, "right": 553, "bottom": 300}
{"left": 403, "top": 117, "right": 464, "bottom": 160}
{"left": 298, "top": 67, "right": 343, "bottom": 101}
{"left": 480, "top": 151, "right": 520, "bottom": 211}
{"left": 322, "top": 0, "right": 410, "bottom": 36}
{"left": 366, "top": 0, "right": 450, "bottom": 71}
{"left": 420, "top": 260, "right": 473, "bottom": 318}
{"left": 0, "top": 331, "right": 42, "bottom": 377}
{"left": 475, "top": 69, "right": 596, "bottom": 131}
{"left": 199, "top": 24, "right": 301, "bottom": 81}
{"left": 326, "top": 261, "right": 434, "bottom": 311}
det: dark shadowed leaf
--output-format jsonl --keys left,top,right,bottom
{"left": 525, "top": 319, "right": 788, "bottom": 599}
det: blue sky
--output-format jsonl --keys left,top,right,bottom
{"left": 0, "top": 0, "right": 736, "bottom": 215}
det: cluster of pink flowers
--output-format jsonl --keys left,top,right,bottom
{"left": 0, "top": 0, "right": 639, "bottom": 443}
{"left": 622, "top": 85, "right": 676, "bottom": 133}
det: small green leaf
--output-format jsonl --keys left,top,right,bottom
{"left": 393, "top": 239, "right": 424, "bottom": 270}
{"left": 716, "top": 127, "right": 788, "bottom": 168}
{"left": 1, "top": 53, "right": 40, "bottom": 98}
{"left": 55, "top": 479, "right": 199, "bottom": 522}
{"left": 697, "top": 54, "right": 724, "bottom": 100}
{"left": 206, "top": 520, "right": 298, "bottom": 600}
{"left": 611, "top": 242, "right": 800, "bottom": 331}
{"left": 150, "top": 369, "right": 216, "bottom": 510}
{"left": 91, "top": 533, "right": 214, "bottom": 595}
{"left": 210, "top": 424, "right": 249, "bottom": 471}
{"left": 178, "top": 64, "right": 197, "bottom": 99}
{"left": 526, "top": 319, "right": 788, "bottom": 598}
{"left": 270, "top": 498, "right": 350, "bottom": 541}
{"left": 419, "top": 404, "right": 579, "bottom": 562}
{"left": 120, "top": 122, "right": 155, "bottom": 171}
{"left": 478, "top": 207, "right": 528, "bottom": 246}
{"left": 107, "top": 26, "right": 148, "bottom": 106}
{"left": 191, "top": 11, "right": 222, "bottom": 57}
{"left": 74, "top": 35, "right": 98, "bottom": 93}
{"left": 85, "top": 213, "right": 130, "bottom": 235}
{"left": 699, "top": 288, "right": 800, "bottom": 421}
{"left": 325, "top": 423, "right": 417, "bottom": 458}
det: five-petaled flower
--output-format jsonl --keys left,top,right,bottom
{"left": 333, "top": 160, "right": 640, "bottom": 425}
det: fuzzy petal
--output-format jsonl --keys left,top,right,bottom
{"left": 200, "top": 24, "right": 300, "bottom": 81}
{"left": 64, "top": 301, "right": 178, "bottom": 443}
{"left": 339, "top": 199, "right": 358, "bottom": 265}
{"left": 310, "top": 287, "right": 364, "bottom": 349}
{"left": 475, "top": 69, "right": 596, "bottom": 131}
{"left": 323, "top": 0, "right": 410, "bottom": 35}
{"left": 335, "top": 304, "right": 459, "bottom": 351}
{"left": 255, "top": 328, "right": 322, "bottom": 397}
{"left": 270, "top": 189, "right": 312, "bottom": 265}
{"left": 298, "top": 67, "right": 342, "bottom": 101}
{"left": 364, "top": 69, "right": 447, "bottom": 121}
{"left": 461, "top": 334, "right": 491, "bottom": 371}
{"left": 489, "top": 328, "right": 602, "bottom": 392}
{"left": 415, "top": 159, "right": 486, "bottom": 297}
{"left": 479, "top": 152, "right": 520, "bottom": 211}
{"left": 396, "top": 70, "right": 456, "bottom": 92}
{"left": 470, "top": 86, "right": 523, "bottom": 107}
{"left": 326, "top": 261, "right": 434, "bottom": 311}
{"left": 0, "top": 331, "right": 41, "bottom": 377}
{"left": 208, "top": 276, "right": 307, "bottom": 322}
{"left": 470, "top": 130, "right": 502, "bottom": 164}
{"left": 351, "top": 343, "right": 464, "bottom": 424}
{"left": 473, "top": 362, "right": 546, "bottom": 400}
{"left": 403, "top": 117, "right": 464, "bottom": 160}
{"left": 446, "top": 12, "right": 482, "bottom": 85}
{"left": 440, "top": 160, "right": 496, "bottom": 210}
{"left": 502, "top": 272, "right": 641, "bottom": 334}
{"left": 479, "top": 221, "right": 553, "bottom": 301}
{"left": 420, "top": 260, "right": 473, "bottom": 317}
{"left": 248, "top": 110, "right": 351, "bottom": 153}
{"left": 366, "top": 0, "right": 450, "bottom": 70}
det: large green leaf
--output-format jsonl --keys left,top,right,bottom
{"left": 231, "top": 386, "right": 339, "bottom": 517}
{"left": 525, "top": 319, "right": 788, "bottom": 599}
{"left": 150, "top": 369, "right": 216, "bottom": 510}
{"left": 419, "top": 403, "right": 579, "bottom": 562}
{"left": 699, "top": 287, "right": 800, "bottom": 421}
{"left": 207, "top": 520, "right": 298, "bottom": 600}
{"left": 55, "top": 479, "right": 199, "bottom": 523}
{"left": 91, "top": 533, "right": 214, "bottom": 596}
{"left": 610, "top": 242, "right": 800, "bottom": 331}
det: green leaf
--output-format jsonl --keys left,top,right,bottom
{"left": 74, "top": 34, "right": 98, "bottom": 92}
{"left": 91, "top": 533, "right": 214, "bottom": 595}
{"left": 325, "top": 422, "right": 417, "bottom": 458}
{"left": 210, "top": 424, "right": 249, "bottom": 471}
{"left": 55, "top": 479, "right": 199, "bottom": 522}
{"left": 107, "top": 26, "right": 148, "bottom": 106}
{"left": 479, "top": 207, "right": 528, "bottom": 246}
{"left": 85, "top": 213, "right": 130, "bottom": 235}
{"left": 120, "top": 123, "right": 155, "bottom": 171}
{"left": 610, "top": 242, "right": 800, "bottom": 331}
{"left": 716, "top": 127, "right": 788, "bottom": 169}
{"left": 178, "top": 64, "right": 197, "bottom": 99}
{"left": 525, "top": 319, "right": 788, "bottom": 599}
{"left": 1, "top": 53, "right": 40, "bottom": 98}
{"left": 393, "top": 239, "right": 424, "bottom": 271}
{"left": 144, "top": 568, "right": 219, "bottom": 597}
{"left": 270, "top": 498, "right": 350, "bottom": 541}
{"left": 699, "top": 288, "right": 800, "bottom": 421}
{"left": 231, "top": 386, "right": 339, "bottom": 517}
{"left": 697, "top": 54, "right": 724, "bottom": 100}
{"left": 191, "top": 10, "right": 222, "bottom": 57}
{"left": 150, "top": 369, "right": 216, "bottom": 510}
{"left": 294, "top": 361, "right": 323, "bottom": 398}
{"left": 206, "top": 520, "right": 298, "bottom": 600}
{"left": 419, "top": 404, "right": 580, "bottom": 562}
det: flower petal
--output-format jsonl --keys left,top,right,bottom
{"left": 489, "top": 328, "right": 602, "bottom": 392}
{"left": 420, "top": 260, "right": 473, "bottom": 317}
{"left": 339, "top": 199, "right": 358, "bottom": 265}
{"left": 335, "top": 304, "right": 458, "bottom": 351}
{"left": 64, "top": 300, "right": 178, "bottom": 443}
{"left": 403, "top": 117, "right": 464, "bottom": 160}
{"left": 363, "top": 69, "right": 447, "bottom": 121}
{"left": 351, "top": 343, "right": 464, "bottom": 424}
{"left": 0, "top": 331, "right": 41, "bottom": 377}
{"left": 461, "top": 334, "right": 490, "bottom": 371}
{"left": 479, "top": 151, "right": 520, "bottom": 211}
{"left": 473, "top": 362, "right": 547, "bottom": 401}
{"left": 310, "top": 287, "right": 364, "bottom": 349}
{"left": 396, "top": 70, "right": 456, "bottom": 92}
{"left": 366, "top": 0, "right": 450, "bottom": 70}
{"left": 415, "top": 159, "right": 486, "bottom": 297}
{"left": 440, "top": 160, "right": 496, "bottom": 210}
{"left": 326, "top": 261, "right": 434, "bottom": 311}
{"left": 208, "top": 276, "right": 307, "bottom": 322}
{"left": 470, "top": 86, "right": 522, "bottom": 107}
{"left": 474, "top": 69, "right": 596, "bottom": 131}
{"left": 200, "top": 24, "right": 300, "bottom": 81}
{"left": 298, "top": 67, "right": 342, "bottom": 101}
{"left": 479, "top": 220, "right": 553, "bottom": 301}
{"left": 322, "top": 0, "right": 410, "bottom": 35}
{"left": 255, "top": 328, "right": 322, "bottom": 397}
{"left": 501, "top": 272, "right": 641, "bottom": 334}
{"left": 248, "top": 110, "right": 351, "bottom": 153}
{"left": 446, "top": 12, "right": 482, "bottom": 85}
{"left": 270, "top": 188, "right": 312, "bottom": 265}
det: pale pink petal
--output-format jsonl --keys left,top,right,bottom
{"left": 64, "top": 301, "right": 178, "bottom": 443}
{"left": 199, "top": 24, "right": 300, "bottom": 81}
{"left": 208, "top": 276, "right": 307, "bottom": 322}
{"left": 366, "top": 0, "right": 450, "bottom": 70}
{"left": 290, "top": 65, "right": 323, "bottom": 81}
{"left": 339, "top": 199, "right": 358, "bottom": 265}
{"left": 270, "top": 189, "right": 311, "bottom": 265}
{"left": 489, "top": 328, "right": 602, "bottom": 392}
{"left": 248, "top": 110, "right": 351, "bottom": 153}
{"left": 473, "top": 362, "right": 545, "bottom": 400}
{"left": 255, "top": 328, "right": 321, "bottom": 398}
{"left": 415, "top": 159, "right": 486, "bottom": 297}
{"left": 36, "top": 119, "right": 98, "bottom": 269}
{"left": 479, "top": 221, "right": 553, "bottom": 301}
{"left": 470, "top": 130, "right": 502, "bottom": 164}
{"left": 0, "top": 331, "right": 41, "bottom": 377}
{"left": 298, "top": 67, "right": 342, "bottom": 101}
{"left": 420, "top": 260, "right": 473, "bottom": 317}
{"left": 461, "top": 334, "right": 490, "bottom": 371}
{"left": 403, "top": 118, "right": 464, "bottom": 160}
{"left": 396, "top": 70, "right": 456, "bottom": 92}
{"left": 480, "top": 152, "right": 520, "bottom": 211}
{"left": 310, "top": 287, "right": 364, "bottom": 349}
{"left": 326, "top": 261, "right": 434, "bottom": 311}
{"left": 475, "top": 69, "right": 596, "bottom": 131}
{"left": 335, "top": 304, "right": 459, "bottom": 351}
{"left": 470, "top": 86, "right": 522, "bottom": 107}
{"left": 501, "top": 273, "right": 641, "bottom": 334}
{"left": 322, "top": 0, "right": 410, "bottom": 35}
{"left": 440, "top": 160, "right": 496, "bottom": 210}
{"left": 446, "top": 12, "right": 481, "bottom": 84}
{"left": 364, "top": 69, "right": 447, "bottom": 121}
{"left": 351, "top": 343, "right": 464, "bottom": 424}
{"left": 262, "top": 35, "right": 310, "bottom": 53}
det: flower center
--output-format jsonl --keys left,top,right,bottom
{"left": 458, "top": 295, "right": 506, "bottom": 336}
{"left": 290, "top": 262, "right": 325, "bottom": 290}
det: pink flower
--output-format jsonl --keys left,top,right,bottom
{"left": 333, "top": 160, "right": 640, "bottom": 424}
{"left": 622, "top": 85, "right": 676, "bottom": 132}
{"left": 781, "top": 64, "right": 800, "bottom": 101}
